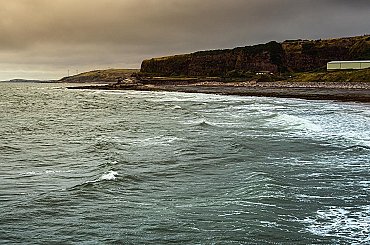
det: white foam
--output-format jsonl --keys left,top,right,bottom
{"left": 19, "top": 170, "right": 73, "bottom": 177}
{"left": 359, "top": 181, "right": 370, "bottom": 187}
{"left": 99, "top": 171, "right": 118, "bottom": 181}
{"left": 269, "top": 114, "right": 323, "bottom": 132}
{"left": 311, "top": 110, "right": 370, "bottom": 148}
{"left": 302, "top": 206, "right": 370, "bottom": 243}
{"left": 105, "top": 135, "right": 180, "bottom": 147}
{"left": 147, "top": 91, "right": 253, "bottom": 103}
{"left": 132, "top": 136, "right": 179, "bottom": 147}
{"left": 21, "top": 171, "right": 38, "bottom": 176}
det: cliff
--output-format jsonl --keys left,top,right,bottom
{"left": 283, "top": 35, "right": 370, "bottom": 72}
{"left": 141, "top": 41, "right": 285, "bottom": 77}
{"left": 140, "top": 35, "right": 370, "bottom": 77}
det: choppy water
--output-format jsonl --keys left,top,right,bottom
{"left": 0, "top": 82, "right": 369, "bottom": 244}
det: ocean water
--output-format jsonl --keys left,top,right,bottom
{"left": 0, "top": 82, "right": 369, "bottom": 244}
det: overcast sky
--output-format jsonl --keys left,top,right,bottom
{"left": 1, "top": 0, "right": 369, "bottom": 80}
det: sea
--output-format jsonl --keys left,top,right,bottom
{"left": 0, "top": 82, "right": 369, "bottom": 244}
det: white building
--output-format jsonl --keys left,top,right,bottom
{"left": 327, "top": 60, "right": 370, "bottom": 71}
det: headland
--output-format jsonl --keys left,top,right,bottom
{"left": 66, "top": 35, "right": 370, "bottom": 103}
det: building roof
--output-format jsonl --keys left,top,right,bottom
{"left": 328, "top": 60, "right": 370, "bottom": 64}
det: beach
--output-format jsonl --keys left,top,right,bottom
{"left": 68, "top": 80, "right": 370, "bottom": 103}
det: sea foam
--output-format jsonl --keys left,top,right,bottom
{"left": 269, "top": 114, "right": 323, "bottom": 132}
{"left": 302, "top": 206, "right": 370, "bottom": 243}
{"left": 99, "top": 171, "right": 118, "bottom": 181}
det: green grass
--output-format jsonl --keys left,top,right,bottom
{"left": 60, "top": 69, "right": 139, "bottom": 83}
{"left": 287, "top": 68, "right": 370, "bottom": 83}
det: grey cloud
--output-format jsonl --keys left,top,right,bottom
{"left": 0, "top": 0, "right": 369, "bottom": 80}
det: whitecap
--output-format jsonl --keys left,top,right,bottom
{"left": 20, "top": 171, "right": 39, "bottom": 176}
{"left": 359, "top": 181, "right": 370, "bottom": 187}
{"left": 268, "top": 114, "right": 323, "bottom": 132}
{"left": 68, "top": 171, "right": 119, "bottom": 190}
{"left": 19, "top": 169, "right": 73, "bottom": 177}
{"left": 131, "top": 136, "right": 179, "bottom": 147}
{"left": 99, "top": 171, "right": 118, "bottom": 181}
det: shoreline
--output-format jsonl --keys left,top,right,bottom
{"left": 67, "top": 81, "right": 370, "bottom": 103}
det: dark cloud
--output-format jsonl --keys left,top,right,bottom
{"left": 0, "top": 0, "right": 369, "bottom": 80}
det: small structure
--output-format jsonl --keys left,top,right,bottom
{"left": 256, "top": 71, "right": 274, "bottom": 75}
{"left": 327, "top": 60, "right": 370, "bottom": 71}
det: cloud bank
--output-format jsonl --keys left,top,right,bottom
{"left": 1, "top": 0, "right": 369, "bottom": 79}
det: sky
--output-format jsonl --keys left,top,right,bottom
{"left": 1, "top": 0, "right": 369, "bottom": 80}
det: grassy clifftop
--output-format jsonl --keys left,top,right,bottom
{"left": 59, "top": 69, "right": 139, "bottom": 83}
{"left": 288, "top": 68, "right": 370, "bottom": 83}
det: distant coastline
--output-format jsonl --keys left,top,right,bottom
{"left": 0, "top": 79, "right": 57, "bottom": 83}
{"left": 5, "top": 35, "right": 370, "bottom": 103}
{"left": 62, "top": 68, "right": 370, "bottom": 103}
{"left": 63, "top": 35, "right": 370, "bottom": 102}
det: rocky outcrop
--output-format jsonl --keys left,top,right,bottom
{"left": 141, "top": 35, "right": 370, "bottom": 76}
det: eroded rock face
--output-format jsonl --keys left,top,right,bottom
{"left": 140, "top": 35, "right": 370, "bottom": 76}
{"left": 282, "top": 36, "right": 370, "bottom": 72}
{"left": 141, "top": 41, "right": 285, "bottom": 77}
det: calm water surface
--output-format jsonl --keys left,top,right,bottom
{"left": 0, "top": 83, "right": 369, "bottom": 244}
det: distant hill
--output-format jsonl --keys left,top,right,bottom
{"left": 0, "top": 79, "right": 56, "bottom": 83}
{"left": 140, "top": 35, "right": 370, "bottom": 77}
{"left": 59, "top": 69, "right": 139, "bottom": 83}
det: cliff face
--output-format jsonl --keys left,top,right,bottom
{"left": 283, "top": 35, "right": 370, "bottom": 72}
{"left": 140, "top": 35, "right": 370, "bottom": 76}
{"left": 141, "top": 41, "right": 285, "bottom": 77}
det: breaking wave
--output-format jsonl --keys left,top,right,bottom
{"left": 267, "top": 114, "right": 323, "bottom": 132}
{"left": 68, "top": 170, "right": 119, "bottom": 190}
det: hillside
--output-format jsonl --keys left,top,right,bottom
{"left": 140, "top": 35, "right": 370, "bottom": 77}
{"left": 59, "top": 69, "right": 139, "bottom": 83}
